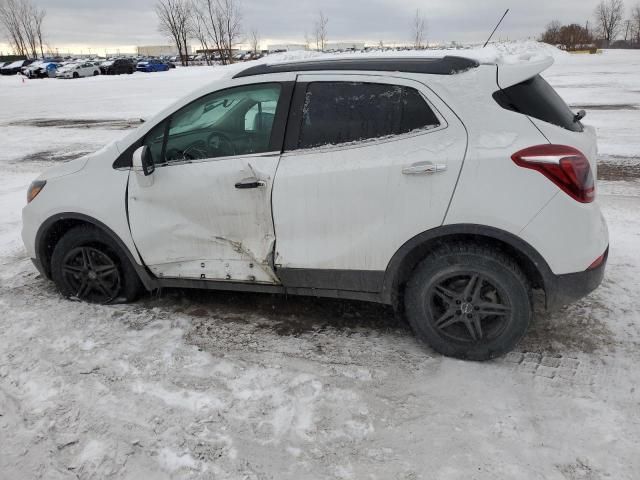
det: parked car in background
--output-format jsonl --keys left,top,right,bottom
{"left": 56, "top": 62, "right": 101, "bottom": 79}
{"left": 136, "top": 59, "right": 170, "bottom": 73}
{"left": 24, "top": 61, "right": 59, "bottom": 79}
{"left": 100, "top": 58, "right": 135, "bottom": 75}
{"left": 1, "top": 59, "right": 34, "bottom": 75}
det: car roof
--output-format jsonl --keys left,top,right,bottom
{"left": 233, "top": 56, "right": 479, "bottom": 79}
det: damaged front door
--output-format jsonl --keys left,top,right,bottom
{"left": 127, "top": 81, "right": 292, "bottom": 284}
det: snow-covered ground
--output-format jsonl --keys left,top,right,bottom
{"left": 1, "top": 47, "right": 639, "bottom": 479}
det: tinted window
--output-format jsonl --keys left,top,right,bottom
{"left": 152, "top": 83, "right": 281, "bottom": 164}
{"left": 297, "top": 82, "right": 440, "bottom": 149}
{"left": 493, "top": 75, "right": 583, "bottom": 132}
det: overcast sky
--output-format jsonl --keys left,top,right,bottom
{"left": 1, "top": 0, "right": 602, "bottom": 54}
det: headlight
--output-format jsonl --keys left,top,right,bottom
{"left": 27, "top": 180, "right": 46, "bottom": 203}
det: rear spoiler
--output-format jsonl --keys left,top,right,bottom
{"left": 495, "top": 57, "right": 554, "bottom": 89}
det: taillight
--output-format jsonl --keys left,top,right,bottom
{"left": 587, "top": 248, "right": 608, "bottom": 271}
{"left": 511, "top": 145, "right": 595, "bottom": 203}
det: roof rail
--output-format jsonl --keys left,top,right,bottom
{"left": 233, "top": 56, "right": 479, "bottom": 79}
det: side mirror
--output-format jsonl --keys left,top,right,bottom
{"left": 132, "top": 145, "right": 155, "bottom": 176}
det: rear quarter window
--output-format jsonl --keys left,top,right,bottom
{"left": 493, "top": 75, "right": 583, "bottom": 133}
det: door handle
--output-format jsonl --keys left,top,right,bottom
{"left": 402, "top": 162, "right": 447, "bottom": 175}
{"left": 235, "top": 177, "right": 266, "bottom": 189}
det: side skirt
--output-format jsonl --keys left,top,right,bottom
{"left": 155, "top": 270, "right": 387, "bottom": 304}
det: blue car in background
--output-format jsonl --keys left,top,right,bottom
{"left": 136, "top": 59, "right": 170, "bottom": 73}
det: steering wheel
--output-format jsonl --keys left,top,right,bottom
{"left": 207, "top": 131, "right": 236, "bottom": 157}
{"left": 166, "top": 141, "right": 208, "bottom": 162}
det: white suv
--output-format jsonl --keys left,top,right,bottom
{"left": 22, "top": 56, "right": 609, "bottom": 360}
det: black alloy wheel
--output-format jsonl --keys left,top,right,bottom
{"left": 404, "top": 244, "right": 531, "bottom": 361}
{"left": 50, "top": 226, "right": 144, "bottom": 304}
{"left": 427, "top": 272, "right": 512, "bottom": 344}
{"left": 61, "top": 246, "right": 121, "bottom": 303}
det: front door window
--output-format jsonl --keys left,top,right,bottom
{"left": 149, "top": 83, "right": 281, "bottom": 165}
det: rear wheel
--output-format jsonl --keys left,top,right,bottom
{"left": 51, "top": 226, "right": 143, "bottom": 304}
{"left": 404, "top": 244, "right": 531, "bottom": 361}
{"left": 72, "top": 72, "right": 79, "bottom": 79}
{"left": 93, "top": 70, "right": 99, "bottom": 76}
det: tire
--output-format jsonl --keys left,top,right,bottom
{"left": 72, "top": 72, "right": 79, "bottom": 79}
{"left": 51, "top": 226, "right": 143, "bottom": 304}
{"left": 404, "top": 244, "right": 531, "bottom": 361}
{"left": 93, "top": 70, "right": 99, "bottom": 76}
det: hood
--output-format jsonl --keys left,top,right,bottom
{"left": 37, "top": 155, "right": 89, "bottom": 181}
{"left": 36, "top": 143, "right": 121, "bottom": 181}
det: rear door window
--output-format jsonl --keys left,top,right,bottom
{"left": 296, "top": 82, "right": 440, "bottom": 149}
{"left": 493, "top": 74, "right": 583, "bottom": 132}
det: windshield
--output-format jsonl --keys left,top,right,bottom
{"left": 169, "top": 98, "right": 240, "bottom": 135}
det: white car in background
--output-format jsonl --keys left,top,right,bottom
{"left": 56, "top": 61, "right": 100, "bottom": 79}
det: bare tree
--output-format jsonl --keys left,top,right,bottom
{"left": 249, "top": 28, "right": 259, "bottom": 54}
{"left": 540, "top": 21, "right": 594, "bottom": 50}
{"left": 219, "top": 0, "right": 242, "bottom": 63}
{"left": 190, "top": 0, "right": 211, "bottom": 64}
{"left": 0, "top": 0, "right": 28, "bottom": 56}
{"left": 33, "top": 4, "right": 45, "bottom": 58}
{"left": 0, "top": 0, "right": 45, "bottom": 58}
{"left": 540, "top": 20, "right": 562, "bottom": 45}
{"left": 594, "top": 0, "right": 625, "bottom": 45}
{"left": 633, "top": 4, "right": 640, "bottom": 44}
{"left": 18, "top": 0, "right": 38, "bottom": 58}
{"left": 193, "top": 0, "right": 242, "bottom": 65}
{"left": 313, "top": 10, "right": 328, "bottom": 51}
{"left": 195, "top": 0, "right": 225, "bottom": 63}
{"left": 155, "top": 0, "right": 191, "bottom": 66}
{"left": 412, "top": 8, "right": 427, "bottom": 49}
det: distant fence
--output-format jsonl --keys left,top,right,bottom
{"left": 0, "top": 55, "right": 27, "bottom": 62}
{"left": 568, "top": 48, "right": 601, "bottom": 55}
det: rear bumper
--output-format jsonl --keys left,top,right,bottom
{"left": 546, "top": 247, "right": 608, "bottom": 310}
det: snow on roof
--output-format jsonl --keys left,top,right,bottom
{"left": 257, "top": 41, "right": 566, "bottom": 68}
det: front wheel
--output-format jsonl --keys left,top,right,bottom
{"left": 404, "top": 244, "right": 532, "bottom": 361}
{"left": 51, "top": 226, "right": 143, "bottom": 304}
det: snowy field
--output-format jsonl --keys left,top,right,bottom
{"left": 1, "top": 48, "right": 639, "bottom": 479}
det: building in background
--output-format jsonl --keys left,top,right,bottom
{"left": 324, "top": 42, "right": 366, "bottom": 51}
{"left": 267, "top": 44, "right": 308, "bottom": 53}
{"left": 136, "top": 45, "right": 192, "bottom": 57}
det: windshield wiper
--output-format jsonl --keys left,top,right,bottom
{"left": 574, "top": 110, "right": 586, "bottom": 123}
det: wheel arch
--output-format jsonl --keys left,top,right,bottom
{"left": 382, "top": 224, "right": 555, "bottom": 308}
{"left": 35, "top": 212, "right": 157, "bottom": 290}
